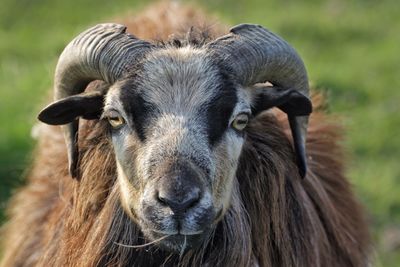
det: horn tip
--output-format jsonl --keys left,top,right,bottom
{"left": 298, "top": 154, "right": 307, "bottom": 179}
{"left": 69, "top": 159, "right": 80, "bottom": 180}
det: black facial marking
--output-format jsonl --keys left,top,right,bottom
{"left": 205, "top": 69, "right": 238, "bottom": 146}
{"left": 119, "top": 79, "right": 157, "bottom": 141}
{"left": 114, "top": 58, "right": 238, "bottom": 147}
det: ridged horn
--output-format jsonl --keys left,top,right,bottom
{"left": 54, "top": 23, "right": 154, "bottom": 178}
{"left": 207, "top": 24, "right": 311, "bottom": 178}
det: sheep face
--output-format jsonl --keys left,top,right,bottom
{"left": 37, "top": 23, "right": 313, "bottom": 255}
{"left": 103, "top": 47, "right": 251, "bottom": 251}
{"left": 38, "top": 40, "right": 311, "bottom": 251}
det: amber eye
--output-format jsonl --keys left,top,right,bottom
{"left": 107, "top": 115, "right": 125, "bottom": 129}
{"left": 232, "top": 113, "right": 249, "bottom": 131}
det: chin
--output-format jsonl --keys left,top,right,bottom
{"left": 145, "top": 229, "right": 211, "bottom": 253}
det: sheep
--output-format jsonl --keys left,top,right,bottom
{"left": 0, "top": 2, "right": 371, "bottom": 267}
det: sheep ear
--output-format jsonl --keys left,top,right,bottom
{"left": 38, "top": 91, "right": 105, "bottom": 125}
{"left": 251, "top": 86, "right": 312, "bottom": 116}
{"left": 251, "top": 86, "right": 312, "bottom": 178}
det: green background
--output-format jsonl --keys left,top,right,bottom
{"left": 1, "top": 0, "right": 399, "bottom": 265}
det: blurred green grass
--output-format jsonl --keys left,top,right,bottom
{"left": 0, "top": 0, "right": 399, "bottom": 265}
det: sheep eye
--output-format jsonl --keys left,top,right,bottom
{"left": 232, "top": 113, "right": 249, "bottom": 131}
{"left": 107, "top": 115, "right": 125, "bottom": 129}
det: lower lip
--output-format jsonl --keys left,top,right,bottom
{"left": 166, "top": 233, "right": 204, "bottom": 247}
{"left": 152, "top": 230, "right": 204, "bottom": 236}
{"left": 151, "top": 231, "right": 205, "bottom": 245}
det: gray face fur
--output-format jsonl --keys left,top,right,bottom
{"left": 103, "top": 46, "right": 251, "bottom": 251}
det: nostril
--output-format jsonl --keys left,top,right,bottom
{"left": 186, "top": 190, "right": 200, "bottom": 209}
{"left": 156, "top": 191, "right": 169, "bottom": 206}
{"left": 156, "top": 188, "right": 202, "bottom": 214}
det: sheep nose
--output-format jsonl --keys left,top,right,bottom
{"left": 157, "top": 187, "right": 201, "bottom": 215}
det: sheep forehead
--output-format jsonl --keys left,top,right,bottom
{"left": 104, "top": 46, "right": 245, "bottom": 150}
{"left": 139, "top": 47, "right": 222, "bottom": 113}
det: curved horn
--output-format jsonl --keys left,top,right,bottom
{"left": 54, "top": 23, "right": 154, "bottom": 178}
{"left": 207, "top": 24, "right": 311, "bottom": 178}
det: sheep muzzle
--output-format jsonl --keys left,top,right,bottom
{"left": 138, "top": 160, "right": 215, "bottom": 252}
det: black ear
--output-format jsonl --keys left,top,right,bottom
{"left": 251, "top": 86, "right": 312, "bottom": 117}
{"left": 251, "top": 86, "right": 312, "bottom": 178}
{"left": 38, "top": 91, "right": 105, "bottom": 125}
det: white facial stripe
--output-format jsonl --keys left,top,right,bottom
{"left": 139, "top": 112, "right": 215, "bottom": 179}
{"left": 211, "top": 130, "right": 244, "bottom": 211}
{"left": 141, "top": 47, "right": 220, "bottom": 116}
{"left": 104, "top": 84, "right": 124, "bottom": 111}
{"left": 116, "top": 160, "right": 139, "bottom": 218}
{"left": 229, "top": 87, "right": 252, "bottom": 124}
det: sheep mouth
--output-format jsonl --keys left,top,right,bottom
{"left": 138, "top": 206, "right": 220, "bottom": 252}
{"left": 149, "top": 230, "right": 210, "bottom": 252}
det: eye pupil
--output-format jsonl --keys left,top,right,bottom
{"left": 232, "top": 113, "right": 249, "bottom": 131}
{"left": 108, "top": 116, "right": 125, "bottom": 128}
